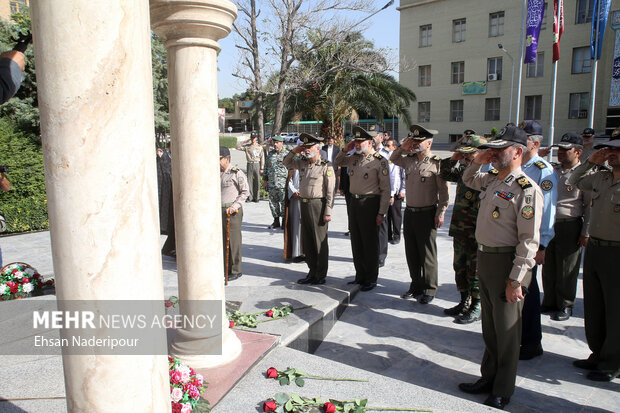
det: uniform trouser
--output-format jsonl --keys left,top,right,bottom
{"left": 379, "top": 215, "right": 388, "bottom": 265}
{"left": 387, "top": 197, "right": 403, "bottom": 241}
{"left": 300, "top": 198, "right": 329, "bottom": 280}
{"left": 542, "top": 219, "right": 583, "bottom": 310}
{"left": 583, "top": 242, "right": 620, "bottom": 374}
{"left": 478, "top": 250, "right": 531, "bottom": 398}
{"left": 452, "top": 235, "right": 480, "bottom": 299}
{"left": 403, "top": 207, "right": 438, "bottom": 296}
{"left": 268, "top": 186, "right": 286, "bottom": 219}
{"left": 222, "top": 207, "right": 243, "bottom": 276}
{"left": 348, "top": 196, "right": 380, "bottom": 285}
{"left": 521, "top": 266, "right": 542, "bottom": 349}
{"left": 247, "top": 162, "right": 261, "bottom": 202}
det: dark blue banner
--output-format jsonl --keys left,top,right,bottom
{"left": 524, "top": 0, "right": 546, "bottom": 63}
{"left": 591, "top": 0, "right": 612, "bottom": 60}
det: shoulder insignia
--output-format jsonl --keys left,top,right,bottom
{"left": 521, "top": 205, "right": 534, "bottom": 219}
{"left": 540, "top": 179, "right": 553, "bottom": 191}
{"left": 489, "top": 169, "right": 499, "bottom": 175}
{"left": 407, "top": 153, "right": 416, "bottom": 157}
{"left": 516, "top": 176, "right": 532, "bottom": 189}
{"left": 231, "top": 167, "right": 239, "bottom": 173}
{"left": 534, "top": 161, "right": 547, "bottom": 169}
{"left": 373, "top": 153, "right": 383, "bottom": 159}
{"left": 326, "top": 169, "right": 334, "bottom": 176}
{"left": 320, "top": 159, "right": 328, "bottom": 165}
{"left": 432, "top": 156, "right": 441, "bottom": 161}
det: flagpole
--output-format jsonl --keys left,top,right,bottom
{"left": 589, "top": 0, "right": 601, "bottom": 128}
{"left": 515, "top": 0, "right": 527, "bottom": 123}
{"left": 548, "top": 0, "right": 561, "bottom": 159}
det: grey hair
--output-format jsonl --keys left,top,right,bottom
{"left": 528, "top": 134, "right": 543, "bottom": 143}
{"left": 513, "top": 143, "right": 527, "bottom": 152}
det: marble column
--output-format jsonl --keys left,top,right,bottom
{"left": 30, "top": 1, "right": 170, "bottom": 411}
{"left": 150, "top": 0, "right": 242, "bottom": 368}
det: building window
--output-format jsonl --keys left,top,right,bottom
{"left": 525, "top": 95, "right": 543, "bottom": 120}
{"left": 489, "top": 11, "right": 505, "bottom": 37}
{"left": 9, "top": 0, "right": 27, "bottom": 14}
{"left": 418, "top": 102, "right": 431, "bottom": 122}
{"left": 576, "top": 0, "right": 594, "bottom": 24}
{"left": 419, "top": 65, "right": 431, "bottom": 87}
{"left": 451, "top": 61, "right": 465, "bottom": 84}
{"left": 572, "top": 47, "right": 592, "bottom": 74}
{"left": 569, "top": 92, "right": 589, "bottom": 119}
{"left": 419, "top": 24, "right": 432, "bottom": 47}
{"left": 453, "top": 18, "right": 466, "bottom": 43}
{"left": 487, "top": 57, "right": 503, "bottom": 81}
{"left": 449, "top": 134, "right": 461, "bottom": 143}
{"left": 450, "top": 100, "right": 464, "bottom": 122}
{"left": 485, "top": 98, "right": 501, "bottom": 121}
{"left": 527, "top": 52, "right": 544, "bottom": 78}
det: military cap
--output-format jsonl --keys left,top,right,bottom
{"left": 463, "top": 129, "right": 476, "bottom": 136}
{"left": 480, "top": 126, "right": 527, "bottom": 149}
{"left": 408, "top": 124, "right": 438, "bottom": 141}
{"left": 519, "top": 120, "right": 543, "bottom": 136}
{"left": 582, "top": 127, "right": 595, "bottom": 137}
{"left": 552, "top": 132, "right": 583, "bottom": 149}
{"left": 250, "top": 131, "right": 258, "bottom": 138}
{"left": 594, "top": 128, "right": 620, "bottom": 148}
{"left": 367, "top": 123, "right": 384, "bottom": 136}
{"left": 352, "top": 126, "right": 374, "bottom": 140}
{"left": 299, "top": 132, "right": 324, "bottom": 146}
{"left": 455, "top": 135, "right": 488, "bottom": 154}
{"left": 272, "top": 135, "right": 284, "bottom": 142}
{"left": 220, "top": 146, "right": 230, "bottom": 158}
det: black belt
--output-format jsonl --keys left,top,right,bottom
{"left": 351, "top": 194, "right": 379, "bottom": 199}
{"left": 478, "top": 244, "right": 516, "bottom": 253}
{"left": 555, "top": 217, "right": 581, "bottom": 223}
{"left": 247, "top": 161, "right": 260, "bottom": 164}
{"left": 301, "top": 197, "right": 323, "bottom": 203}
{"left": 406, "top": 205, "right": 436, "bottom": 212}
{"left": 589, "top": 237, "right": 620, "bottom": 247}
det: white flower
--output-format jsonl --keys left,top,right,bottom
{"left": 181, "top": 403, "right": 192, "bottom": 413}
{"left": 14, "top": 271, "right": 23, "bottom": 279}
{"left": 195, "top": 373, "right": 204, "bottom": 386}
{"left": 0, "top": 284, "right": 7, "bottom": 295}
{"left": 170, "top": 387, "right": 183, "bottom": 403}
{"left": 25, "top": 268, "right": 35, "bottom": 275}
{"left": 22, "top": 283, "right": 34, "bottom": 293}
{"left": 177, "top": 364, "right": 191, "bottom": 383}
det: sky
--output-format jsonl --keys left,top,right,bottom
{"left": 216, "top": 0, "right": 401, "bottom": 99}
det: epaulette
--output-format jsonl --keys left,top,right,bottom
{"left": 534, "top": 160, "right": 547, "bottom": 169}
{"left": 231, "top": 167, "right": 239, "bottom": 173}
{"left": 373, "top": 153, "right": 383, "bottom": 159}
{"left": 516, "top": 176, "right": 532, "bottom": 189}
{"left": 320, "top": 159, "right": 328, "bottom": 165}
{"left": 432, "top": 156, "right": 441, "bottom": 161}
{"left": 489, "top": 169, "right": 499, "bottom": 175}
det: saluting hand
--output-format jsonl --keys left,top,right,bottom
{"left": 345, "top": 140, "right": 356, "bottom": 152}
{"left": 292, "top": 145, "right": 305, "bottom": 154}
{"left": 401, "top": 139, "right": 414, "bottom": 151}
{"left": 474, "top": 149, "right": 494, "bottom": 165}
{"left": 538, "top": 147, "right": 552, "bottom": 157}
{"left": 589, "top": 148, "right": 608, "bottom": 165}
{"left": 451, "top": 152, "right": 464, "bottom": 161}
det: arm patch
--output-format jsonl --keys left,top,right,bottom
{"left": 516, "top": 176, "right": 532, "bottom": 189}
{"left": 534, "top": 161, "right": 547, "bottom": 169}
{"left": 489, "top": 169, "right": 499, "bottom": 175}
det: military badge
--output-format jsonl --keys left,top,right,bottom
{"left": 326, "top": 170, "right": 333, "bottom": 176}
{"left": 525, "top": 195, "right": 532, "bottom": 204}
{"left": 540, "top": 180, "right": 553, "bottom": 191}
{"left": 363, "top": 172, "right": 368, "bottom": 179}
{"left": 615, "top": 204, "right": 620, "bottom": 213}
{"left": 465, "top": 191, "right": 473, "bottom": 200}
{"left": 413, "top": 129, "right": 420, "bottom": 136}
{"left": 521, "top": 205, "right": 534, "bottom": 219}
{"left": 504, "top": 175, "right": 514, "bottom": 184}
{"left": 492, "top": 208, "right": 500, "bottom": 219}
{"left": 566, "top": 185, "right": 573, "bottom": 192}
{"left": 420, "top": 177, "right": 426, "bottom": 182}
{"left": 382, "top": 168, "right": 388, "bottom": 176}
{"left": 349, "top": 170, "right": 354, "bottom": 176}
{"left": 494, "top": 191, "right": 514, "bottom": 201}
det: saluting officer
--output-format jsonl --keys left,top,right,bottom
{"left": 335, "top": 126, "right": 391, "bottom": 291}
{"left": 569, "top": 134, "right": 620, "bottom": 382}
{"left": 458, "top": 126, "right": 543, "bottom": 410}
{"left": 236, "top": 131, "right": 265, "bottom": 202}
{"left": 282, "top": 133, "right": 336, "bottom": 285}
{"left": 220, "top": 146, "right": 250, "bottom": 281}
{"left": 390, "top": 125, "right": 449, "bottom": 304}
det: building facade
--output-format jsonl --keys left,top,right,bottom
{"left": 0, "top": 0, "right": 28, "bottom": 21}
{"left": 399, "top": 0, "right": 620, "bottom": 143}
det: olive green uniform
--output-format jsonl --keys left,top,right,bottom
{"left": 463, "top": 163, "right": 543, "bottom": 398}
{"left": 283, "top": 151, "right": 336, "bottom": 281}
{"left": 390, "top": 149, "right": 449, "bottom": 297}
{"left": 569, "top": 161, "right": 620, "bottom": 376}
{"left": 236, "top": 141, "right": 265, "bottom": 202}
{"left": 221, "top": 165, "right": 250, "bottom": 276}
{"left": 335, "top": 150, "right": 391, "bottom": 286}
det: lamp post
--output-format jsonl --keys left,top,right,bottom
{"left": 499, "top": 43, "right": 515, "bottom": 124}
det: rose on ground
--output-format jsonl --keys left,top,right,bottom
{"left": 0, "top": 284, "right": 6, "bottom": 294}
{"left": 266, "top": 367, "right": 278, "bottom": 378}
{"left": 229, "top": 320, "right": 235, "bottom": 328}
{"left": 195, "top": 373, "right": 204, "bottom": 387}
{"left": 263, "top": 400, "right": 277, "bottom": 412}
{"left": 165, "top": 301, "right": 173, "bottom": 307}
{"left": 10, "top": 285, "right": 18, "bottom": 293}
{"left": 171, "top": 402, "right": 182, "bottom": 413}
{"left": 170, "top": 387, "right": 183, "bottom": 403}
{"left": 22, "top": 283, "right": 33, "bottom": 293}
{"left": 180, "top": 403, "right": 192, "bottom": 413}
{"left": 323, "top": 402, "right": 336, "bottom": 413}
{"left": 170, "top": 370, "right": 182, "bottom": 384}
{"left": 22, "top": 277, "right": 30, "bottom": 284}
{"left": 266, "top": 310, "right": 274, "bottom": 317}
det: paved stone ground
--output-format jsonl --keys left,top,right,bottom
{"left": 0, "top": 145, "right": 618, "bottom": 412}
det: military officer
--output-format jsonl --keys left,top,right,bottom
{"left": 580, "top": 127, "right": 597, "bottom": 163}
{"left": 236, "top": 131, "right": 265, "bottom": 202}
{"left": 220, "top": 146, "right": 250, "bottom": 281}
{"left": 542, "top": 132, "right": 589, "bottom": 321}
{"left": 440, "top": 133, "right": 488, "bottom": 323}
{"left": 569, "top": 135, "right": 620, "bottom": 382}
{"left": 458, "top": 126, "right": 543, "bottom": 410}
{"left": 263, "top": 135, "right": 289, "bottom": 229}
{"left": 335, "top": 126, "right": 391, "bottom": 291}
{"left": 390, "top": 125, "right": 449, "bottom": 304}
{"left": 282, "top": 134, "right": 336, "bottom": 284}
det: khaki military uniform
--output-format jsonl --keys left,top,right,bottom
{"left": 335, "top": 150, "right": 391, "bottom": 286}
{"left": 237, "top": 141, "right": 265, "bottom": 202}
{"left": 390, "top": 149, "right": 449, "bottom": 297}
{"left": 221, "top": 165, "right": 250, "bottom": 276}
{"left": 463, "top": 163, "right": 543, "bottom": 398}
{"left": 569, "top": 161, "right": 620, "bottom": 375}
{"left": 283, "top": 151, "right": 336, "bottom": 281}
{"left": 542, "top": 162, "right": 589, "bottom": 312}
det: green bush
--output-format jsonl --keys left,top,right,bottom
{"left": 0, "top": 119, "right": 48, "bottom": 233}
{"left": 219, "top": 136, "right": 238, "bottom": 148}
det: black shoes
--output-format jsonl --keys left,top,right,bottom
{"left": 297, "top": 276, "right": 314, "bottom": 284}
{"left": 292, "top": 255, "right": 306, "bottom": 263}
{"left": 444, "top": 292, "right": 470, "bottom": 316}
{"left": 378, "top": 261, "right": 385, "bottom": 268}
{"left": 458, "top": 378, "right": 493, "bottom": 394}
{"left": 269, "top": 218, "right": 281, "bottom": 229}
{"left": 419, "top": 294, "right": 434, "bottom": 304}
{"left": 519, "top": 343, "right": 543, "bottom": 360}
{"left": 344, "top": 231, "right": 350, "bottom": 236}
{"left": 311, "top": 278, "right": 326, "bottom": 285}
{"left": 484, "top": 395, "right": 510, "bottom": 410}
{"left": 573, "top": 358, "right": 598, "bottom": 370}
{"left": 388, "top": 239, "right": 400, "bottom": 245}
{"left": 360, "top": 283, "right": 377, "bottom": 291}
{"left": 347, "top": 279, "right": 359, "bottom": 285}
{"left": 587, "top": 371, "right": 619, "bottom": 382}
{"left": 551, "top": 307, "right": 572, "bottom": 321}
{"left": 400, "top": 290, "right": 417, "bottom": 300}
{"left": 228, "top": 273, "right": 242, "bottom": 281}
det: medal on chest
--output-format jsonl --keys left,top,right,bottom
{"left": 465, "top": 191, "right": 473, "bottom": 200}
{"left": 566, "top": 185, "right": 573, "bottom": 192}
{"left": 492, "top": 207, "right": 500, "bottom": 219}
{"left": 614, "top": 204, "right": 620, "bottom": 213}
{"left": 364, "top": 172, "right": 369, "bottom": 179}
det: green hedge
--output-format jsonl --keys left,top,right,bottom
{"left": 219, "top": 136, "right": 238, "bottom": 148}
{"left": 0, "top": 119, "right": 48, "bottom": 233}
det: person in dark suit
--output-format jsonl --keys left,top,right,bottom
{"left": 323, "top": 136, "right": 341, "bottom": 195}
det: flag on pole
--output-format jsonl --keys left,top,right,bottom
{"left": 524, "top": 0, "right": 546, "bottom": 63}
{"left": 591, "top": 0, "right": 612, "bottom": 60}
{"left": 552, "top": 0, "right": 564, "bottom": 62}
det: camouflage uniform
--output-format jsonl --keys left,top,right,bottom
{"left": 264, "top": 147, "right": 290, "bottom": 219}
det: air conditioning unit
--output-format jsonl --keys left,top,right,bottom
{"left": 454, "top": 116, "right": 463, "bottom": 122}
{"left": 487, "top": 73, "right": 497, "bottom": 81}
